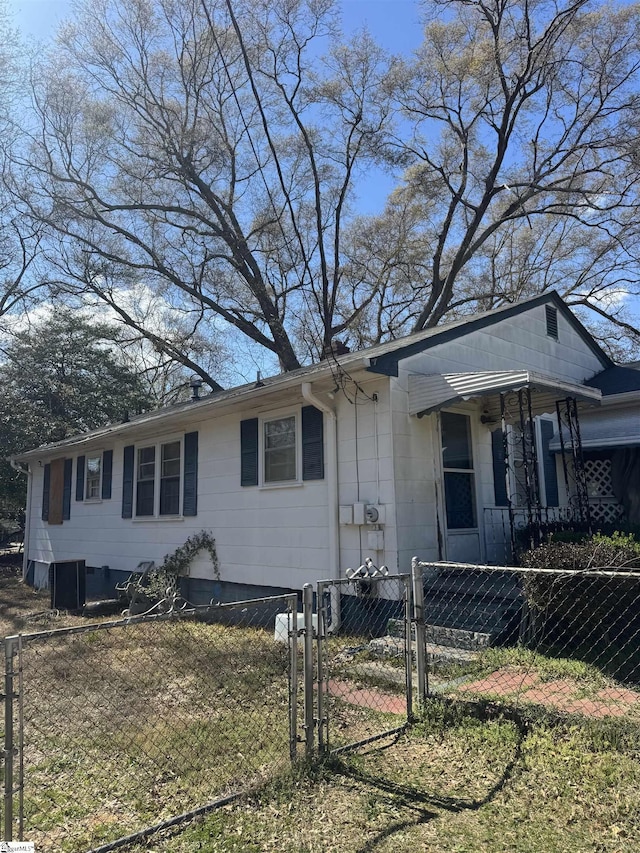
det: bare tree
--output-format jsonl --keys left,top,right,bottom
{"left": 18, "top": 0, "right": 392, "bottom": 384}
{"left": 380, "top": 0, "right": 640, "bottom": 344}
{"left": 0, "top": 2, "right": 47, "bottom": 322}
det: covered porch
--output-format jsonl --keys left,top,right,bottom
{"left": 408, "top": 370, "right": 603, "bottom": 564}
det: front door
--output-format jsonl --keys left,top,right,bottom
{"left": 440, "top": 411, "right": 482, "bottom": 563}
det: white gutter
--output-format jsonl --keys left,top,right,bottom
{"left": 10, "top": 458, "right": 32, "bottom": 580}
{"left": 301, "top": 382, "right": 339, "bottom": 582}
{"left": 301, "top": 382, "right": 341, "bottom": 633}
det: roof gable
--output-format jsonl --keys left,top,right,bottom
{"left": 365, "top": 292, "right": 612, "bottom": 377}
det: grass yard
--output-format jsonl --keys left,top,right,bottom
{"left": 3, "top": 561, "right": 640, "bottom": 852}
{"left": 126, "top": 703, "right": 640, "bottom": 853}
{"left": 0, "top": 561, "right": 297, "bottom": 852}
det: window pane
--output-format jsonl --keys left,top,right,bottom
{"left": 264, "top": 417, "right": 296, "bottom": 482}
{"left": 136, "top": 480, "right": 155, "bottom": 516}
{"left": 138, "top": 446, "right": 155, "bottom": 480}
{"left": 161, "top": 441, "right": 181, "bottom": 478}
{"left": 160, "top": 477, "right": 180, "bottom": 515}
{"left": 159, "top": 441, "right": 181, "bottom": 514}
{"left": 85, "top": 454, "right": 101, "bottom": 499}
{"left": 444, "top": 472, "right": 477, "bottom": 528}
{"left": 441, "top": 412, "right": 473, "bottom": 470}
{"left": 136, "top": 447, "right": 155, "bottom": 515}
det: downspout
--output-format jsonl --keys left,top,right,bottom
{"left": 10, "top": 458, "right": 32, "bottom": 580}
{"left": 301, "top": 382, "right": 341, "bottom": 631}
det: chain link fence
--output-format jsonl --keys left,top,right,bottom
{"left": 5, "top": 559, "right": 639, "bottom": 849}
{"left": 2, "top": 594, "right": 298, "bottom": 852}
{"left": 316, "top": 574, "right": 414, "bottom": 753}
{"left": 412, "top": 561, "right": 640, "bottom": 722}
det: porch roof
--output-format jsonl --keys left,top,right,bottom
{"left": 549, "top": 409, "right": 640, "bottom": 451}
{"left": 408, "top": 370, "right": 601, "bottom": 419}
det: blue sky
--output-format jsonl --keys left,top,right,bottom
{"left": 8, "top": 0, "right": 423, "bottom": 49}
{"left": 7, "top": 0, "right": 422, "bottom": 214}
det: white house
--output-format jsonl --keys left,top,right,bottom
{"left": 12, "top": 292, "right": 612, "bottom": 604}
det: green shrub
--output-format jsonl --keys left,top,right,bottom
{"left": 518, "top": 534, "right": 640, "bottom": 663}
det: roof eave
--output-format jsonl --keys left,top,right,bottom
{"left": 12, "top": 356, "right": 374, "bottom": 463}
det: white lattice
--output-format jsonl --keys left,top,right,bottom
{"left": 589, "top": 500, "right": 625, "bottom": 525}
{"left": 585, "top": 458, "right": 615, "bottom": 498}
{"left": 584, "top": 458, "right": 625, "bottom": 524}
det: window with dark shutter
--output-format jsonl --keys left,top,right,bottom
{"left": 75, "top": 456, "right": 85, "bottom": 501}
{"left": 491, "top": 428, "right": 509, "bottom": 507}
{"left": 183, "top": 431, "right": 198, "bottom": 516}
{"left": 122, "top": 445, "right": 135, "bottom": 518}
{"left": 240, "top": 418, "right": 259, "bottom": 486}
{"left": 545, "top": 305, "right": 558, "bottom": 339}
{"left": 302, "top": 405, "right": 324, "bottom": 481}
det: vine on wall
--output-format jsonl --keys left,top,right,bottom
{"left": 160, "top": 530, "right": 220, "bottom": 580}
{"left": 128, "top": 531, "right": 220, "bottom": 604}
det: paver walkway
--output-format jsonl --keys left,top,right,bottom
{"left": 328, "top": 678, "right": 407, "bottom": 715}
{"left": 454, "top": 666, "right": 640, "bottom": 719}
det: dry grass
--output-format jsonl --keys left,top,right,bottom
{"left": 0, "top": 565, "right": 297, "bottom": 852}
{"left": 4, "top": 565, "right": 640, "bottom": 852}
{"left": 126, "top": 705, "right": 640, "bottom": 853}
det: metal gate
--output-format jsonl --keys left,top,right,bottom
{"left": 2, "top": 594, "right": 299, "bottom": 851}
{"left": 313, "top": 572, "right": 415, "bottom": 754}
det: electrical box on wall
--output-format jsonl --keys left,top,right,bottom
{"left": 366, "top": 504, "right": 385, "bottom": 524}
{"left": 339, "top": 505, "right": 353, "bottom": 525}
{"left": 367, "top": 530, "right": 384, "bottom": 551}
{"left": 351, "top": 503, "right": 386, "bottom": 525}
{"left": 353, "top": 502, "right": 367, "bottom": 525}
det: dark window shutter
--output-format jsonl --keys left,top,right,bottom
{"left": 240, "top": 418, "right": 259, "bottom": 486}
{"left": 302, "top": 405, "right": 324, "bottom": 481}
{"left": 491, "top": 428, "right": 509, "bottom": 507}
{"left": 42, "top": 463, "right": 51, "bottom": 521}
{"left": 62, "top": 458, "right": 72, "bottom": 520}
{"left": 540, "top": 420, "right": 559, "bottom": 507}
{"left": 76, "top": 455, "right": 85, "bottom": 501}
{"left": 183, "top": 431, "right": 198, "bottom": 516}
{"left": 122, "top": 445, "right": 135, "bottom": 518}
{"left": 101, "top": 450, "right": 113, "bottom": 500}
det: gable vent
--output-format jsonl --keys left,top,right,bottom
{"left": 545, "top": 305, "right": 558, "bottom": 339}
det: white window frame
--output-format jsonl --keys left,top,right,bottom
{"left": 440, "top": 410, "right": 479, "bottom": 531}
{"left": 85, "top": 451, "right": 103, "bottom": 501}
{"left": 260, "top": 410, "right": 301, "bottom": 487}
{"left": 134, "top": 436, "right": 183, "bottom": 518}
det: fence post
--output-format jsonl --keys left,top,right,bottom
{"left": 302, "top": 584, "right": 315, "bottom": 759}
{"left": 316, "top": 582, "right": 329, "bottom": 754}
{"left": 403, "top": 577, "right": 414, "bottom": 722}
{"left": 288, "top": 594, "right": 298, "bottom": 762}
{"left": 3, "top": 636, "right": 17, "bottom": 842}
{"left": 411, "top": 557, "right": 428, "bottom": 705}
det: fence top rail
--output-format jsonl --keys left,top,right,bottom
{"left": 317, "top": 573, "right": 410, "bottom": 589}
{"left": 2, "top": 592, "right": 298, "bottom": 645}
{"left": 412, "top": 560, "right": 640, "bottom": 579}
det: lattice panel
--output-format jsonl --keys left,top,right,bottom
{"left": 589, "top": 500, "right": 625, "bottom": 526}
{"left": 585, "top": 458, "right": 615, "bottom": 498}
